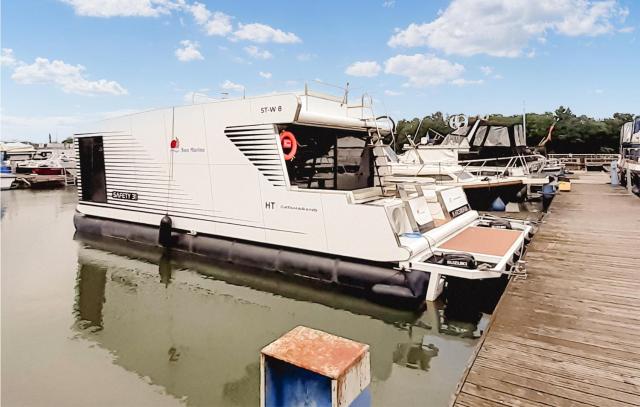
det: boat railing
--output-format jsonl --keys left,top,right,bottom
{"left": 399, "top": 154, "right": 540, "bottom": 183}
{"left": 457, "top": 154, "right": 543, "bottom": 177}
{"left": 548, "top": 153, "right": 620, "bottom": 170}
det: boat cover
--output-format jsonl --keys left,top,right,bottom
{"left": 620, "top": 120, "right": 640, "bottom": 145}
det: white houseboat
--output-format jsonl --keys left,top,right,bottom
{"left": 72, "top": 90, "right": 532, "bottom": 307}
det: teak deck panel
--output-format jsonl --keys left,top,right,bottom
{"left": 439, "top": 226, "right": 523, "bottom": 257}
{"left": 452, "top": 176, "right": 640, "bottom": 407}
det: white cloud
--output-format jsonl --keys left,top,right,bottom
{"left": 206, "top": 12, "right": 233, "bottom": 36}
{"left": 480, "top": 65, "right": 503, "bottom": 79}
{"left": 1, "top": 48, "right": 18, "bottom": 67}
{"left": 388, "top": 0, "right": 629, "bottom": 57}
{"left": 233, "top": 23, "right": 301, "bottom": 43}
{"left": 259, "top": 71, "right": 272, "bottom": 79}
{"left": 384, "top": 90, "right": 402, "bottom": 96}
{"left": 185, "top": 2, "right": 233, "bottom": 36}
{"left": 175, "top": 40, "right": 204, "bottom": 62}
{"left": 480, "top": 66, "right": 493, "bottom": 76}
{"left": 618, "top": 26, "right": 635, "bottom": 33}
{"left": 384, "top": 54, "right": 464, "bottom": 87}
{"left": 345, "top": 61, "right": 382, "bottom": 77}
{"left": 297, "top": 53, "right": 316, "bottom": 61}
{"left": 60, "top": 0, "right": 177, "bottom": 17}
{"left": 61, "top": 0, "right": 232, "bottom": 38}
{"left": 221, "top": 80, "right": 244, "bottom": 92}
{"left": 187, "top": 2, "right": 209, "bottom": 24}
{"left": 383, "top": 0, "right": 395, "bottom": 7}
{"left": 594, "top": 88, "right": 604, "bottom": 94}
{"left": 451, "top": 78, "right": 484, "bottom": 86}
{"left": 61, "top": 1, "right": 302, "bottom": 49}
{"left": 11, "top": 57, "right": 127, "bottom": 95}
{"left": 244, "top": 45, "right": 273, "bottom": 59}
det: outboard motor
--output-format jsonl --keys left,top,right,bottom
{"left": 159, "top": 215, "right": 173, "bottom": 247}
{"left": 488, "top": 218, "right": 512, "bottom": 230}
{"left": 441, "top": 253, "right": 477, "bottom": 269}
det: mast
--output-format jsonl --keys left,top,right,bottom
{"left": 522, "top": 100, "right": 527, "bottom": 140}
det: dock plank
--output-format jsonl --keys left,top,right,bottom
{"left": 452, "top": 177, "right": 640, "bottom": 407}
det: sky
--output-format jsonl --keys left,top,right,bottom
{"left": 1, "top": 0, "right": 638, "bottom": 142}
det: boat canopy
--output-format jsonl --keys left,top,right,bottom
{"left": 469, "top": 123, "right": 526, "bottom": 148}
{"left": 440, "top": 133, "right": 471, "bottom": 149}
{"left": 620, "top": 119, "right": 640, "bottom": 145}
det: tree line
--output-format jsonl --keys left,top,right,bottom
{"left": 389, "top": 107, "right": 634, "bottom": 154}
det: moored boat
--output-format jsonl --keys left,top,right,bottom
{"left": 72, "top": 89, "right": 533, "bottom": 308}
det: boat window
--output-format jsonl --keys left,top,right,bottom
{"left": 441, "top": 134, "right": 469, "bottom": 147}
{"left": 634, "top": 118, "right": 640, "bottom": 134}
{"left": 513, "top": 125, "right": 526, "bottom": 146}
{"left": 78, "top": 136, "right": 107, "bottom": 203}
{"left": 280, "top": 125, "right": 373, "bottom": 191}
{"left": 453, "top": 171, "right": 474, "bottom": 180}
{"left": 471, "top": 127, "right": 487, "bottom": 146}
{"left": 431, "top": 174, "right": 454, "bottom": 181}
{"left": 484, "top": 127, "right": 511, "bottom": 147}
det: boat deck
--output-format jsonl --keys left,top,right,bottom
{"left": 451, "top": 172, "right": 640, "bottom": 406}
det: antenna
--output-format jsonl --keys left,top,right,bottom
{"left": 522, "top": 100, "right": 527, "bottom": 140}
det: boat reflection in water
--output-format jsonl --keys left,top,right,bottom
{"left": 73, "top": 233, "right": 494, "bottom": 406}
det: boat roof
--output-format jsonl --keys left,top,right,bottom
{"left": 74, "top": 88, "right": 392, "bottom": 136}
{"left": 0, "top": 142, "right": 36, "bottom": 153}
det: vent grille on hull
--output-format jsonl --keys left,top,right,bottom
{"left": 225, "top": 124, "right": 287, "bottom": 187}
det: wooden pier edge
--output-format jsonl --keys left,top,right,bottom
{"left": 450, "top": 173, "right": 640, "bottom": 407}
{"left": 448, "top": 258, "right": 517, "bottom": 406}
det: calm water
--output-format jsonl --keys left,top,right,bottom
{"left": 1, "top": 187, "right": 494, "bottom": 406}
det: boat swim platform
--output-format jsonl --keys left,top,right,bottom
{"left": 451, "top": 172, "right": 640, "bottom": 407}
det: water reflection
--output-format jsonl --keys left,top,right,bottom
{"left": 73, "top": 233, "right": 494, "bottom": 407}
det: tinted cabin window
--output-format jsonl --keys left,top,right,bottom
{"left": 282, "top": 125, "right": 373, "bottom": 191}
{"left": 78, "top": 136, "right": 107, "bottom": 203}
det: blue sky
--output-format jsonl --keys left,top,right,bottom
{"left": 1, "top": 0, "right": 638, "bottom": 142}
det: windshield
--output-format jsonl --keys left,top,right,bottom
{"left": 453, "top": 171, "right": 474, "bottom": 181}
{"left": 634, "top": 117, "right": 640, "bottom": 134}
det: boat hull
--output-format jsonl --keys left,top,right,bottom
{"left": 16, "top": 166, "right": 65, "bottom": 175}
{"left": 1, "top": 174, "right": 16, "bottom": 190}
{"left": 73, "top": 212, "right": 430, "bottom": 308}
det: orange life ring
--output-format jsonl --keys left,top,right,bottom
{"left": 280, "top": 130, "right": 298, "bottom": 160}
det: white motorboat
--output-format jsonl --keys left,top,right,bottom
{"left": 379, "top": 120, "right": 549, "bottom": 210}
{"left": 16, "top": 151, "right": 76, "bottom": 176}
{"left": 72, "top": 89, "right": 532, "bottom": 307}
{"left": 618, "top": 116, "right": 640, "bottom": 195}
{"left": 0, "top": 145, "right": 19, "bottom": 190}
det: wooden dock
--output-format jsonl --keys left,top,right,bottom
{"left": 452, "top": 173, "right": 640, "bottom": 407}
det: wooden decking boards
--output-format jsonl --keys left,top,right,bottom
{"left": 451, "top": 174, "right": 640, "bottom": 407}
